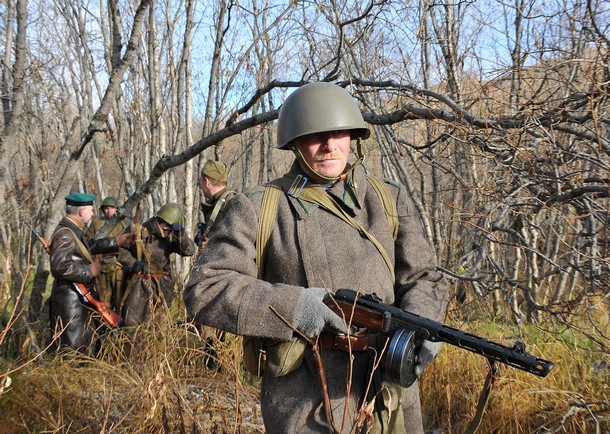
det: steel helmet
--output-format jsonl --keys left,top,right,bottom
{"left": 156, "top": 202, "right": 183, "bottom": 225}
{"left": 276, "top": 82, "right": 370, "bottom": 149}
{"left": 100, "top": 196, "right": 119, "bottom": 208}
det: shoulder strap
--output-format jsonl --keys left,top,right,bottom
{"left": 295, "top": 185, "right": 396, "bottom": 285}
{"left": 256, "top": 181, "right": 282, "bottom": 278}
{"left": 202, "top": 190, "right": 236, "bottom": 239}
{"left": 51, "top": 226, "right": 94, "bottom": 264}
{"left": 132, "top": 223, "right": 164, "bottom": 274}
{"left": 210, "top": 189, "right": 236, "bottom": 222}
{"left": 255, "top": 176, "right": 400, "bottom": 282}
{"left": 366, "top": 175, "right": 398, "bottom": 241}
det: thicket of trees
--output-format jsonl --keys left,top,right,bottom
{"left": 0, "top": 0, "right": 608, "bottom": 365}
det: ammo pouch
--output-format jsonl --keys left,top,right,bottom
{"left": 243, "top": 336, "right": 307, "bottom": 377}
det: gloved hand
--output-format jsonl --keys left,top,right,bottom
{"left": 116, "top": 232, "right": 136, "bottom": 247}
{"left": 414, "top": 340, "right": 442, "bottom": 377}
{"left": 131, "top": 261, "right": 145, "bottom": 274}
{"left": 172, "top": 222, "right": 185, "bottom": 237}
{"left": 294, "top": 288, "right": 345, "bottom": 338}
{"left": 90, "top": 261, "right": 101, "bottom": 277}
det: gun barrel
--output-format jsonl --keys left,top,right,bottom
{"left": 425, "top": 321, "right": 553, "bottom": 377}
{"left": 333, "top": 289, "right": 554, "bottom": 377}
{"left": 25, "top": 220, "right": 51, "bottom": 253}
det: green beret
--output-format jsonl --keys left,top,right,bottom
{"left": 65, "top": 193, "right": 96, "bottom": 206}
{"left": 202, "top": 160, "right": 228, "bottom": 183}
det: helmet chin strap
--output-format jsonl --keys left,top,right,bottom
{"left": 291, "top": 138, "right": 366, "bottom": 184}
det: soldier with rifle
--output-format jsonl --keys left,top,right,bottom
{"left": 118, "top": 202, "right": 197, "bottom": 326}
{"left": 195, "top": 160, "right": 236, "bottom": 253}
{"left": 184, "top": 82, "right": 450, "bottom": 433}
{"left": 194, "top": 160, "right": 237, "bottom": 369}
{"left": 49, "top": 193, "right": 135, "bottom": 353}
{"left": 85, "top": 196, "right": 131, "bottom": 312}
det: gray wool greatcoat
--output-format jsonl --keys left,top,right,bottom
{"left": 184, "top": 161, "right": 448, "bottom": 434}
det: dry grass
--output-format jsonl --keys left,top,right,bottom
{"left": 421, "top": 316, "right": 610, "bottom": 433}
{"left": 0, "top": 314, "right": 264, "bottom": 433}
{"left": 1, "top": 303, "right": 608, "bottom": 433}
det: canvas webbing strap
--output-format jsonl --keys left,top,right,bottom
{"left": 365, "top": 175, "right": 398, "bottom": 241}
{"left": 130, "top": 223, "right": 161, "bottom": 273}
{"left": 255, "top": 175, "right": 398, "bottom": 285}
{"left": 203, "top": 189, "right": 236, "bottom": 239}
{"left": 256, "top": 180, "right": 282, "bottom": 278}
{"left": 293, "top": 183, "right": 395, "bottom": 285}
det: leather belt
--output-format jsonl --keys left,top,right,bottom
{"left": 318, "top": 334, "right": 370, "bottom": 352}
{"left": 134, "top": 272, "right": 168, "bottom": 279}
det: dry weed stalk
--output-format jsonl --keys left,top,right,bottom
{"left": 270, "top": 286, "right": 392, "bottom": 434}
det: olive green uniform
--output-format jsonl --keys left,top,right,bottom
{"left": 86, "top": 216, "right": 130, "bottom": 311}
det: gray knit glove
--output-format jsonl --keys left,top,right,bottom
{"left": 294, "top": 288, "right": 344, "bottom": 338}
{"left": 415, "top": 340, "right": 442, "bottom": 376}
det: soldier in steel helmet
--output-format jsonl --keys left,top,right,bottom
{"left": 50, "top": 193, "right": 136, "bottom": 353}
{"left": 118, "top": 202, "right": 196, "bottom": 326}
{"left": 184, "top": 82, "right": 448, "bottom": 433}
{"left": 85, "top": 196, "right": 131, "bottom": 312}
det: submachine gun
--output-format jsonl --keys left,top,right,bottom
{"left": 25, "top": 220, "right": 124, "bottom": 328}
{"left": 327, "top": 289, "right": 554, "bottom": 388}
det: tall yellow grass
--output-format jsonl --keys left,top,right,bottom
{"left": 0, "top": 303, "right": 608, "bottom": 433}
{"left": 421, "top": 317, "right": 609, "bottom": 433}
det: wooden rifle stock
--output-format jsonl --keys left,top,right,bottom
{"left": 25, "top": 220, "right": 124, "bottom": 328}
{"left": 328, "top": 298, "right": 385, "bottom": 331}
{"left": 328, "top": 289, "right": 554, "bottom": 378}
{"left": 73, "top": 282, "right": 124, "bottom": 328}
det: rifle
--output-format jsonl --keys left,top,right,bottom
{"left": 25, "top": 220, "right": 124, "bottom": 328}
{"left": 327, "top": 289, "right": 554, "bottom": 388}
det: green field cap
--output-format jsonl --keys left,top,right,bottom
{"left": 202, "top": 160, "right": 228, "bottom": 183}
{"left": 65, "top": 193, "right": 96, "bottom": 206}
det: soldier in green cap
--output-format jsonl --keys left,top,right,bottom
{"left": 194, "top": 160, "right": 238, "bottom": 368}
{"left": 86, "top": 196, "right": 131, "bottom": 311}
{"left": 184, "top": 82, "right": 449, "bottom": 433}
{"left": 49, "top": 193, "right": 136, "bottom": 353}
{"left": 118, "top": 202, "right": 197, "bottom": 326}
{"left": 195, "top": 160, "right": 236, "bottom": 253}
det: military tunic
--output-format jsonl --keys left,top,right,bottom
{"left": 196, "top": 187, "right": 236, "bottom": 251}
{"left": 85, "top": 215, "right": 130, "bottom": 310}
{"left": 184, "top": 162, "right": 448, "bottom": 433}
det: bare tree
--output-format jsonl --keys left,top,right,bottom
{"left": 0, "top": 0, "right": 606, "bottom": 351}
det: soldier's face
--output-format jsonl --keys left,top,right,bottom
{"left": 295, "top": 130, "right": 351, "bottom": 182}
{"left": 102, "top": 206, "right": 116, "bottom": 218}
{"left": 80, "top": 205, "right": 94, "bottom": 224}
{"left": 199, "top": 175, "right": 212, "bottom": 199}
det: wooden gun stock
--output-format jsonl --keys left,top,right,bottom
{"left": 327, "top": 298, "right": 385, "bottom": 331}
{"left": 73, "top": 283, "right": 124, "bottom": 328}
